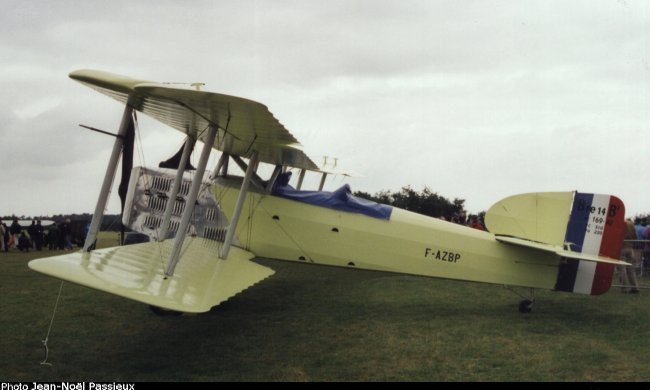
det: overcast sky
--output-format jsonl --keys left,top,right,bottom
{"left": 1, "top": 0, "right": 648, "bottom": 218}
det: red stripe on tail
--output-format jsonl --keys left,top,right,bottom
{"left": 591, "top": 196, "right": 626, "bottom": 295}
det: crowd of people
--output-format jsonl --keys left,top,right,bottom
{"left": 634, "top": 218, "right": 650, "bottom": 263}
{"left": 440, "top": 212, "right": 486, "bottom": 230}
{"left": 0, "top": 217, "right": 76, "bottom": 252}
{"left": 619, "top": 217, "right": 650, "bottom": 294}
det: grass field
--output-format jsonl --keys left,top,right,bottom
{"left": 1, "top": 232, "right": 650, "bottom": 381}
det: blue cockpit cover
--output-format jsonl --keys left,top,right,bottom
{"left": 272, "top": 172, "right": 392, "bottom": 220}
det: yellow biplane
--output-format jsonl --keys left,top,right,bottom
{"left": 29, "top": 70, "right": 629, "bottom": 314}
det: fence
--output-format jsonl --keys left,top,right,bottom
{"left": 612, "top": 239, "right": 650, "bottom": 290}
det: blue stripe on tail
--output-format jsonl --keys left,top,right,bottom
{"left": 555, "top": 193, "right": 592, "bottom": 293}
{"left": 564, "top": 192, "right": 593, "bottom": 253}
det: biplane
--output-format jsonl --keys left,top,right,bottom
{"left": 29, "top": 70, "right": 630, "bottom": 314}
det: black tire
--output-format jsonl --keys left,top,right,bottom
{"left": 518, "top": 299, "right": 533, "bottom": 313}
{"left": 149, "top": 305, "right": 183, "bottom": 316}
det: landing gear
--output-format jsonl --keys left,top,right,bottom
{"left": 518, "top": 299, "right": 534, "bottom": 313}
{"left": 505, "top": 286, "right": 536, "bottom": 313}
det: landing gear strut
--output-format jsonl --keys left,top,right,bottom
{"left": 518, "top": 299, "right": 534, "bottom": 313}
{"left": 505, "top": 286, "right": 536, "bottom": 313}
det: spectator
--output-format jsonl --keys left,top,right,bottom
{"left": 60, "top": 218, "right": 73, "bottom": 250}
{"left": 48, "top": 224, "right": 60, "bottom": 250}
{"left": 635, "top": 218, "right": 646, "bottom": 241}
{"left": 0, "top": 218, "right": 4, "bottom": 252}
{"left": 635, "top": 218, "right": 647, "bottom": 268}
{"left": 9, "top": 218, "right": 21, "bottom": 250}
{"left": 469, "top": 215, "right": 485, "bottom": 230}
{"left": 17, "top": 231, "right": 31, "bottom": 252}
{"left": 83, "top": 222, "right": 90, "bottom": 244}
{"left": 28, "top": 220, "right": 38, "bottom": 250}
{"left": 34, "top": 220, "right": 44, "bottom": 250}
{"left": 1, "top": 220, "right": 8, "bottom": 252}
{"left": 619, "top": 220, "right": 640, "bottom": 294}
{"left": 643, "top": 223, "right": 650, "bottom": 270}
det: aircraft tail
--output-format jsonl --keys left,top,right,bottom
{"left": 486, "top": 191, "right": 627, "bottom": 295}
{"left": 555, "top": 193, "right": 626, "bottom": 295}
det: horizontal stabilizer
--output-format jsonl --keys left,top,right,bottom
{"left": 495, "top": 235, "right": 630, "bottom": 266}
{"left": 29, "top": 239, "right": 274, "bottom": 313}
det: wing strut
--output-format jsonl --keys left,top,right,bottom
{"left": 157, "top": 136, "right": 196, "bottom": 241}
{"left": 266, "top": 165, "right": 283, "bottom": 193}
{"left": 220, "top": 151, "right": 259, "bottom": 260}
{"left": 209, "top": 152, "right": 229, "bottom": 180}
{"left": 231, "top": 155, "right": 266, "bottom": 188}
{"left": 318, "top": 172, "right": 328, "bottom": 191}
{"left": 84, "top": 104, "right": 134, "bottom": 251}
{"left": 296, "top": 169, "right": 306, "bottom": 190}
{"left": 164, "top": 125, "right": 217, "bottom": 277}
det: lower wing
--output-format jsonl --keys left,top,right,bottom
{"left": 29, "top": 238, "right": 274, "bottom": 313}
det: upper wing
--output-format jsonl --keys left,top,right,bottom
{"left": 69, "top": 69, "right": 318, "bottom": 170}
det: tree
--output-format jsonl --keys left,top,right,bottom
{"left": 355, "top": 186, "right": 465, "bottom": 219}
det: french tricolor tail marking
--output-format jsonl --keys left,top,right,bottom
{"left": 555, "top": 193, "right": 625, "bottom": 295}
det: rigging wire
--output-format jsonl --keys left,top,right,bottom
{"left": 246, "top": 193, "right": 254, "bottom": 250}
{"left": 131, "top": 112, "right": 168, "bottom": 271}
{"left": 259, "top": 201, "right": 313, "bottom": 261}
{"left": 40, "top": 281, "right": 65, "bottom": 366}
{"left": 133, "top": 111, "right": 148, "bottom": 176}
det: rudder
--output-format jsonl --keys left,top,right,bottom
{"left": 555, "top": 193, "right": 626, "bottom": 295}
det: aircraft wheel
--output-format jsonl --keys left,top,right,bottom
{"left": 149, "top": 305, "right": 183, "bottom": 316}
{"left": 518, "top": 299, "right": 534, "bottom": 313}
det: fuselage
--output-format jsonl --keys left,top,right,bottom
{"left": 214, "top": 177, "right": 562, "bottom": 291}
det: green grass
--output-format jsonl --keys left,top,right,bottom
{"left": 1, "top": 232, "right": 649, "bottom": 381}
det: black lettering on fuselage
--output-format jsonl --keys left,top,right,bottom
{"left": 424, "top": 247, "right": 461, "bottom": 263}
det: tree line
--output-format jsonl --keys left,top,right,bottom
{"left": 354, "top": 186, "right": 466, "bottom": 220}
